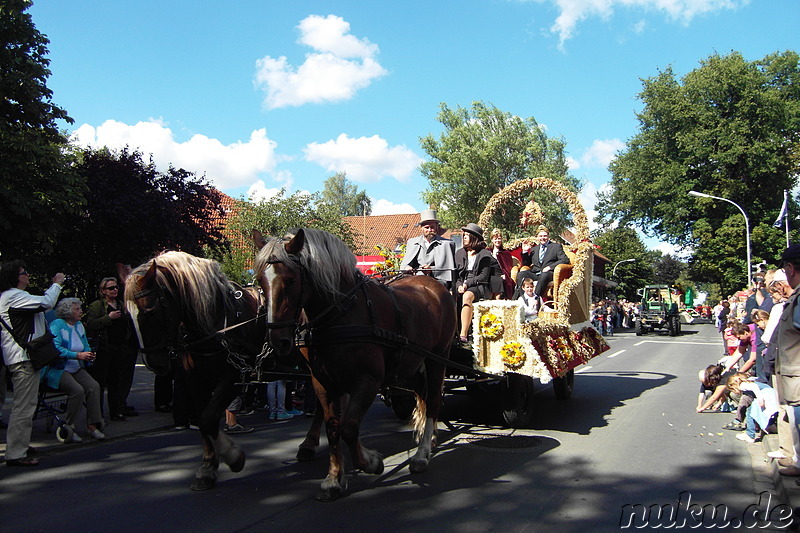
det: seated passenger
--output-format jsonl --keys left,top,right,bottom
{"left": 455, "top": 223, "right": 492, "bottom": 343}
{"left": 513, "top": 225, "right": 568, "bottom": 300}
{"left": 518, "top": 277, "right": 541, "bottom": 323}
{"left": 43, "top": 298, "right": 105, "bottom": 442}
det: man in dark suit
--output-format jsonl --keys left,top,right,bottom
{"left": 515, "top": 225, "right": 569, "bottom": 299}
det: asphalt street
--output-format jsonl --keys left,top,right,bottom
{"left": 1, "top": 323, "right": 792, "bottom": 532}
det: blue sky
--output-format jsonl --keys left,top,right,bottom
{"left": 29, "top": 0, "right": 799, "bottom": 251}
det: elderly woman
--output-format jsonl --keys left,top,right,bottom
{"left": 43, "top": 298, "right": 105, "bottom": 441}
{"left": 488, "top": 228, "right": 515, "bottom": 299}
{"left": 455, "top": 223, "right": 493, "bottom": 343}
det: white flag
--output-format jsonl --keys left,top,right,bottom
{"left": 773, "top": 190, "right": 788, "bottom": 228}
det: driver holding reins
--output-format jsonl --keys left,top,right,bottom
{"left": 400, "top": 209, "right": 456, "bottom": 290}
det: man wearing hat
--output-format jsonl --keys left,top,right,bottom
{"left": 514, "top": 225, "right": 569, "bottom": 299}
{"left": 400, "top": 209, "right": 456, "bottom": 288}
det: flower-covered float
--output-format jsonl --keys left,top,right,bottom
{"left": 451, "top": 177, "right": 610, "bottom": 427}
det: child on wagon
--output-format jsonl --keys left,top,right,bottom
{"left": 518, "top": 277, "right": 541, "bottom": 323}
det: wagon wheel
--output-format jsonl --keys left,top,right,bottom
{"left": 552, "top": 368, "right": 574, "bottom": 400}
{"left": 500, "top": 373, "right": 535, "bottom": 428}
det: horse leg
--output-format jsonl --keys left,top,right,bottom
{"left": 192, "top": 432, "right": 220, "bottom": 491}
{"left": 343, "top": 381, "right": 384, "bottom": 476}
{"left": 409, "top": 364, "right": 446, "bottom": 474}
{"left": 190, "top": 368, "right": 243, "bottom": 490}
{"left": 296, "top": 396, "right": 322, "bottom": 462}
{"left": 315, "top": 388, "right": 346, "bottom": 501}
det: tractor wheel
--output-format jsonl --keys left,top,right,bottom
{"left": 635, "top": 318, "right": 644, "bottom": 336}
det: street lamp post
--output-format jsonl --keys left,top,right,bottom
{"left": 612, "top": 258, "right": 636, "bottom": 280}
{"left": 688, "top": 190, "right": 751, "bottom": 286}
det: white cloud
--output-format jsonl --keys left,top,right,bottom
{"left": 254, "top": 15, "right": 387, "bottom": 109}
{"left": 578, "top": 180, "right": 603, "bottom": 231}
{"left": 581, "top": 138, "right": 625, "bottom": 168}
{"left": 566, "top": 155, "right": 581, "bottom": 171}
{"left": 304, "top": 134, "right": 423, "bottom": 183}
{"left": 247, "top": 181, "right": 283, "bottom": 203}
{"left": 529, "top": 0, "right": 748, "bottom": 49}
{"left": 370, "top": 198, "right": 418, "bottom": 216}
{"left": 71, "top": 119, "right": 279, "bottom": 189}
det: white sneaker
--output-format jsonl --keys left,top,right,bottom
{"left": 71, "top": 432, "right": 83, "bottom": 443}
{"left": 89, "top": 428, "right": 105, "bottom": 440}
{"left": 736, "top": 432, "right": 756, "bottom": 443}
{"left": 767, "top": 450, "right": 788, "bottom": 459}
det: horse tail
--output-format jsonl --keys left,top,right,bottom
{"left": 411, "top": 392, "right": 426, "bottom": 443}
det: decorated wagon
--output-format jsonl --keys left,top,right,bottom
{"left": 441, "top": 177, "right": 610, "bottom": 427}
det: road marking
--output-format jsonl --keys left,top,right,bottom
{"left": 607, "top": 350, "right": 625, "bottom": 358}
{"left": 576, "top": 366, "right": 592, "bottom": 373}
{"left": 634, "top": 340, "right": 719, "bottom": 346}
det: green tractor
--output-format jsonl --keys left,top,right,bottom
{"left": 634, "top": 285, "right": 681, "bottom": 336}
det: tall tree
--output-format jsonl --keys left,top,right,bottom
{"left": 597, "top": 51, "right": 800, "bottom": 292}
{"left": 419, "top": 101, "right": 580, "bottom": 236}
{"left": 215, "top": 190, "right": 357, "bottom": 284}
{"left": 57, "top": 148, "right": 225, "bottom": 300}
{"left": 0, "top": 0, "right": 85, "bottom": 258}
{"left": 591, "top": 226, "right": 654, "bottom": 300}
{"left": 320, "top": 172, "right": 371, "bottom": 216}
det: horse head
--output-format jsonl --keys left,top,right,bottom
{"left": 125, "top": 259, "right": 181, "bottom": 376}
{"left": 252, "top": 228, "right": 307, "bottom": 357}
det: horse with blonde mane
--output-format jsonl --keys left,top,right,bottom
{"left": 253, "top": 228, "right": 457, "bottom": 501}
{"left": 124, "top": 251, "right": 272, "bottom": 491}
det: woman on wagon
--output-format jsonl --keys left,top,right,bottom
{"left": 455, "top": 223, "right": 493, "bottom": 343}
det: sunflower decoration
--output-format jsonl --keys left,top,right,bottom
{"left": 479, "top": 312, "right": 504, "bottom": 340}
{"left": 500, "top": 342, "right": 526, "bottom": 370}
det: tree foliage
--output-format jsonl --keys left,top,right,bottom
{"left": 320, "top": 172, "right": 371, "bottom": 216}
{"left": 56, "top": 148, "right": 226, "bottom": 300}
{"left": 597, "top": 51, "right": 800, "bottom": 292}
{"left": 591, "top": 226, "right": 654, "bottom": 300}
{"left": 214, "top": 190, "right": 357, "bottom": 284}
{"left": 0, "top": 0, "right": 85, "bottom": 258}
{"left": 419, "top": 101, "right": 581, "bottom": 237}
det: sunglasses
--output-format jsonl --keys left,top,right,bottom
{"left": 104, "top": 285, "right": 119, "bottom": 291}
{"left": 18, "top": 271, "right": 29, "bottom": 276}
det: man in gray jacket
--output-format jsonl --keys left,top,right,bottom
{"left": 400, "top": 209, "right": 456, "bottom": 289}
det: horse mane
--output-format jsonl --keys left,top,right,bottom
{"left": 253, "top": 228, "right": 357, "bottom": 298}
{"left": 125, "top": 251, "right": 234, "bottom": 335}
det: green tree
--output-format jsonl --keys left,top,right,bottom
{"left": 653, "top": 254, "right": 686, "bottom": 285}
{"left": 591, "top": 226, "right": 654, "bottom": 300}
{"left": 419, "top": 101, "right": 580, "bottom": 236}
{"left": 320, "top": 172, "right": 371, "bottom": 216}
{"left": 216, "top": 190, "right": 357, "bottom": 284}
{"left": 58, "top": 148, "right": 225, "bottom": 300}
{"left": 597, "top": 51, "right": 800, "bottom": 292}
{"left": 0, "top": 0, "right": 85, "bottom": 258}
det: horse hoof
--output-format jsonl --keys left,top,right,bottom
{"left": 409, "top": 458, "right": 429, "bottom": 473}
{"left": 190, "top": 477, "right": 216, "bottom": 491}
{"left": 228, "top": 452, "right": 246, "bottom": 473}
{"left": 315, "top": 487, "right": 342, "bottom": 502}
{"left": 296, "top": 447, "right": 316, "bottom": 462}
{"left": 364, "top": 458, "right": 384, "bottom": 475}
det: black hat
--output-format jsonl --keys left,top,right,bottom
{"left": 461, "top": 223, "right": 484, "bottom": 239}
{"left": 778, "top": 244, "right": 800, "bottom": 267}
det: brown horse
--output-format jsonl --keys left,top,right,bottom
{"left": 124, "top": 251, "right": 275, "bottom": 490}
{"left": 253, "top": 228, "right": 457, "bottom": 501}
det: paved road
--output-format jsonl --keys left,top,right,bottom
{"left": 1, "top": 323, "right": 791, "bottom": 532}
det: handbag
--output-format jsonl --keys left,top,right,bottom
{"left": 0, "top": 315, "right": 61, "bottom": 370}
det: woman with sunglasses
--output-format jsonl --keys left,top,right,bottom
{"left": 85, "top": 277, "right": 138, "bottom": 421}
{"left": 0, "top": 260, "right": 65, "bottom": 466}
